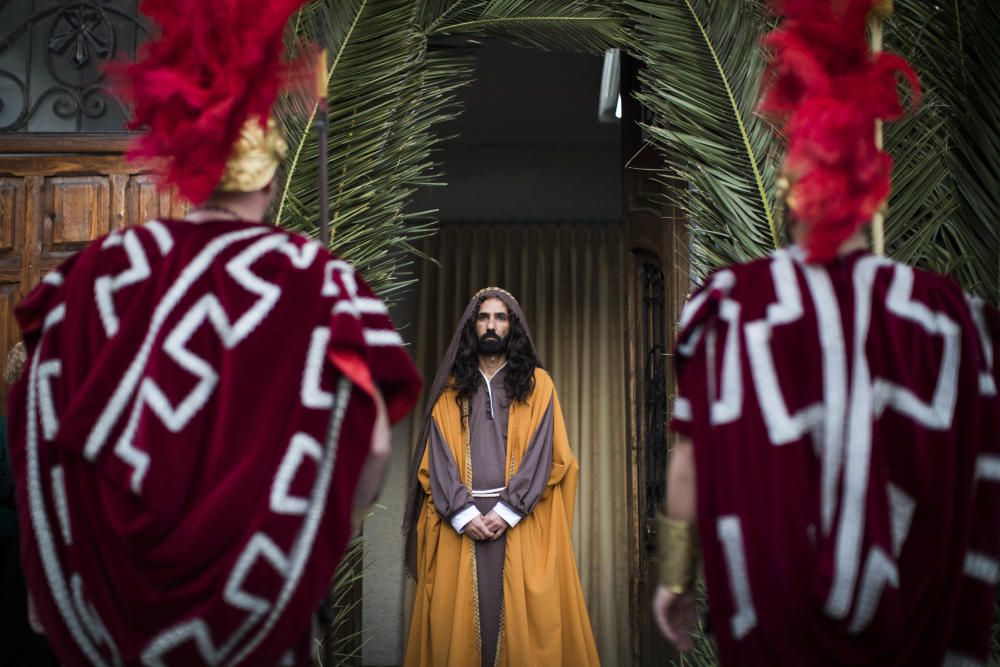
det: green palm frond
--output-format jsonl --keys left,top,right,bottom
{"left": 882, "top": 96, "right": 961, "bottom": 275}
{"left": 315, "top": 536, "right": 366, "bottom": 666}
{"left": 950, "top": 0, "right": 1000, "bottom": 303}
{"left": 674, "top": 578, "right": 719, "bottom": 667}
{"left": 886, "top": 1, "right": 1000, "bottom": 303}
{"left": 962, "top": 3, "right": 1000, "bottom": 302}
{"left": 626, "top": 0, "right": 781, "bottom": 279}
{"left": 426, "top": 0, "right": 623, "bottom": 54}
{"left": 628, "top": 0, "right": 998, "bottom": 295}
{"left": 418, "top": 0, "right": 471, "bottom": 30}
{"left": 274, "top": 0, "right": 474, "bottom": 299}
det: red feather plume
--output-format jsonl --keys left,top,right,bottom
{"left": 112, "top": 0, "right": 310, "bottom": 204}
{"left": 760, "top": 0, "right": 921, "bottom": 262}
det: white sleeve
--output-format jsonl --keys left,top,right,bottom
{"left": 493, "top": 501, "right": 522, "bottom": 528}
{"left": 450, "top": 505, "right": 481, "bottom": 533}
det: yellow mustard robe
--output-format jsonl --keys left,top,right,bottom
{"left": 404, "top": 368, "right": 600, "bottom": 667}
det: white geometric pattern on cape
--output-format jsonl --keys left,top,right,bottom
{"left": 23, "top": 222, "right": 395, "bottom": 666}
{"left": 674, "top": 250, "right": 971, "bottom": 638}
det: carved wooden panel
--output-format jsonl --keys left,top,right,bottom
{"left": 132, "top": 174, "right": 160, "bottom": 224}
{"left": 127, "top": 174, "right": 186, "bottom": 224}
{"left": 0, "top": 178, "right": 24, "bottom": 284}
{"left": 48, "top": 176, "right": 112, "bottom": 246}
{"left": 0, "top": 284, "right": 21, "bottom": 412}
{"left": 0, "top": 175, "right": 27, "bottom": 414}
{"left": 0, "top": 179, "right": 19, "bottom": 252}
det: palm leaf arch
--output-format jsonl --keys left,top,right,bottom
{"left": 275, "top": 0, "right": 997, "bottom": 299}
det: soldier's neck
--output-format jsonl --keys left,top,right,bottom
{"left": 836, "top": 233, "right": 868, "bottom": 256}
{"left": 186, "top": 192, "right": 269, "bottom": 224}
{"left": 478, "top": 354, "right": 507, "bottom": 380}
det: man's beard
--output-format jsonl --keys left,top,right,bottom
{"left": 477, "top": 332, "right": 507, "bottom": 354}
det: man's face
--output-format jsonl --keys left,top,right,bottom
{"left": 475, "top": 297, "right": 510, "bottom": 354}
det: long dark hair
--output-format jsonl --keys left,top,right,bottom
{"left": 449, "top": 297, "right": 541, "bottom": 406}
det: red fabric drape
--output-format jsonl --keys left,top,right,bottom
{"left": 7, "top": 219, "right": 420, "bottom": 666}
{"left": 671, "top": 249, "right": 999, "bottom": 666}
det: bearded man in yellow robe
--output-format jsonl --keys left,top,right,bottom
{"left": 403, "top": 287, "right": 599, "bottom": 667}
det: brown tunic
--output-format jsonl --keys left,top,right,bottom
{"left": 428, "top": 366, "right": 554, "bottom": 667}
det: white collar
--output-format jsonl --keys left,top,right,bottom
{"left": 478, "top": 360, "right": 508, "bottom": 383}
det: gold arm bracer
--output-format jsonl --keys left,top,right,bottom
{"left": 656, "top": 513, "right": 700, "bottom": 594}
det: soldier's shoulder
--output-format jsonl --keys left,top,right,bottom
{"left": 903, "top": 260, "right": 964, "bottom": 292}
{"left": 884, "top": 258, "right": 971, "bottom": 308}
{"left": 686, "top": 254, "right": 773, "bottom": 301}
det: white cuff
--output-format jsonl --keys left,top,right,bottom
{"left": 493, "top": 501, "right": 522, "bottom": 528}
{"left": 672, "top": 396, "right": 692, "bottom": 422}
{"left": 451, "top": 505, "right": 480, "bottom": 534}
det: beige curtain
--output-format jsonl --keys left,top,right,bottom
{"left": 413, "top": 223, "right": 629, "bottom": 666}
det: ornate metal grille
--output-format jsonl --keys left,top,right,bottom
{"left": 0, "top": 0, "right": 149, "bottom": 132}
{"left": 641, "top": 262, "right": 668, "bottom": 519}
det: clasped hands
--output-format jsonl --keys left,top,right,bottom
{"left": 464, "top": 509, "right": 510, "bottom": 541}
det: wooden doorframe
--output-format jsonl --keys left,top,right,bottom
{"left": 0, "top": 134, "right": 134, "bottom": 153}
{"left": 620, "top": 54, "right": 690, "bottom": 666}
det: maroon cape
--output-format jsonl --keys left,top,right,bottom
{"left": 671, "top": 248, "right": 999, "bottom": 666}
{"left": 7, "top": 219, "right": 420, "bottom": 666}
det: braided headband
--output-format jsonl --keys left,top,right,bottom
{"left": 473, "top": 286, "right": 519, "bottom": 304}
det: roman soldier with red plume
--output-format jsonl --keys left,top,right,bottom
{"left": 5, "top": 1, "right": 421, "bottom": 665}
{"left": 653, "top": 1, "right": 1000, "bottom": 664}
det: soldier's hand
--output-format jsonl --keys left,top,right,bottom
{"left": 652, "top": 586, "right": 697, "bottom": 652}
{"left": 482, "top": 510, "right": 509, "bottom": 540}
{"left": 351, "top": 387, "right": 390, "bottom": 534}
{"left": 464, "top": 515, "right": 496, "bottom": 541}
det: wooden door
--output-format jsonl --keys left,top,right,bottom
{"left": 0, "top": 134, "right": 186, "bottom": 414}
{"left": 620, "top": 55, "right": 691, "bottom": 666}
{"left": 0, "top": 0, "right": 164, "bottom": 412}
